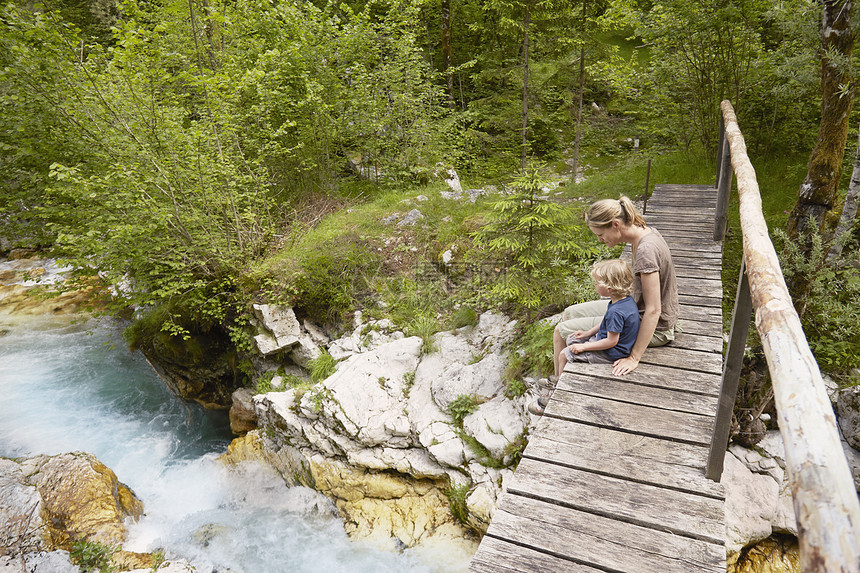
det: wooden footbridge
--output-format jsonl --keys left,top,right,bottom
{"left": 467, "top": 101, "right": 860, "bottom": 572}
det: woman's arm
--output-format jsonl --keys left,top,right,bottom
{"left": 612, "top": 271, "right": 661, "bottom": 376}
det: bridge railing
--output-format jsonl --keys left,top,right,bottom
{"left": 706, "top": 100, "right": 860, "bottom": 571}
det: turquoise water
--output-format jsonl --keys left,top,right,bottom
{"left": 0, "top": 317, "right": 470, "bottom": 572}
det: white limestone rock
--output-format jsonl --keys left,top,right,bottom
{"left": 837, "top": 385, "right": 860, "bottom": 450}
{"left": 462, "top": 397, "right": 528, "bottom": 464}
{"left": 722, "top": 451, "right": 780, "bottom": 554}
{"left": 323, "top": 336, "right": 422, "bottom": 447}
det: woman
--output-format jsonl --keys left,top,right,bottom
{"left": 553, "top": 195, "right": 678, "bottom": 378}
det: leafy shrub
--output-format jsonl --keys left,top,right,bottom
{"left": 775, "top": 228, "right": 860, "bottom": 374}
{"left": 447, "top": 394, "right": 480, "bottom": 426}
{"left": 505, "top": 320, "right": 558, "bottom": 384}
{"left": 71, "top": 540, "right": 117, "bottom": 573}
{"left": 449, "top": 306, "right": 479, "bottom": 330}
{"left": 309, "top": 349, "right": 337, "bottom": 382}
{"left": 445, "top": 482, "right": 471, "bottom": 525}
{"left": 409, "top": 314, "right": 439, "bottom": 355}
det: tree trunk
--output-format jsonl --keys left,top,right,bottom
{"left": 571, "top": 0, "right": 587, "bottom": 179}
{"left": 442, "top": 0, "right": 454, "bottom": 107}
{"left": 572, "top": 45, "right": 585, "bottom": 178}
{"left": 521, "top": 5, "right": 530, "bottom": 172}
{"left": 827, "top": 124, "right": 860, "bottom": 261}
{"left": 786, "top": 0, "right": 854, "bottom": 314}
{"left": 788, "top": 0, "right": 854, "bottom": 238}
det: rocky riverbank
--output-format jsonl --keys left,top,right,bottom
{"left": 7, "top": 256, "right": 860, "bottom": 572}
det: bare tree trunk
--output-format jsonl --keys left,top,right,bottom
{"left": 571, "top": 45, "right": 585, "bottom": 178}
{"left": 786, "top": 0, "right": 854, "bottom": 315}
{"left": 442, "top": 0, "right": 454, "bottom": 107}
{"left": 521, "top": 5, "right": 530, "bottom": 172}
{"left": 788, "top": 0, "right": 854, "bottom": 238}
{"left": 571, "top": 0, "right": 587, "bottom": 179}
{"left": 828, "top": 124, "right": 860, "bottom": 261}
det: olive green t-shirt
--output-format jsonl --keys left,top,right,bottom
{"left": 632, "top": 228, "right": 679, "bottom": 330}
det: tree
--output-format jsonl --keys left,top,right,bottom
{"left": 786, "top": 0, "right": 854, "bottom": 315}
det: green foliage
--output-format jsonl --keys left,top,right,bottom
{"left": 775, "top": 227, "right": 860, "bottom": 373}
{"left": 408, "top": 315, "right": 440, "bottom": 355}
{"left": 472, "top": 167, "right": 598, "bottom": 312}
{"left": 445, "top": 482, "right": 471, "bottom": 525}
{"left": 289, "top": 236, "right": 382, "bottom": 324}
{"left": 70, "top": 540, "right": 117, "bottom": 573}
{"left": 447, "top": 394, "right": 481, "bottom": 427}
{"left": 402, "top": 371, "right": 416, "bottom": 397}
{"left": 450, "top": 306, "right": 479, "bottom": 330}
{"left": 606, "top": 0, "right": 819, "bottom": 154}
{"left": 505, "top": 319, "right": 559, "bottom": 384}
{"left": 309, "top": 349, "right": 337, "bottom": 382}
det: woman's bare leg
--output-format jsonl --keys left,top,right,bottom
{"left": 553, "top": 326, "right": 565, "bottom": 377}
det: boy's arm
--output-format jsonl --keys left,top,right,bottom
{"left": 573, "top": 324, "right": 600, "bottom": 340}
{"left": 571, "top": 331, "right": 619, "bottom": 353}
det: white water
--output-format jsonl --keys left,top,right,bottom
{"left": 0, "top": 317, "right": 472, "bottom": 573}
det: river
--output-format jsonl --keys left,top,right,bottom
{"left": 0, "top": 315, "right": 471, "bottom": 572}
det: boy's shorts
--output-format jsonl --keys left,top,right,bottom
{"left": 562, "top": 334, "right": 613, "bottom": 364}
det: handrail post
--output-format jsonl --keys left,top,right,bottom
{"left": 714, "top": 124, "right": 732, "bottom": 242}
{"left": 715, "top": 115, "right": 726, "bottom": 185}
{"left": 707, "top": 260, "right": 752, "bottom": 481}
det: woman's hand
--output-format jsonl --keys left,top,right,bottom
{"left": 612, "top": 355, "right": 639, "bottom": 376}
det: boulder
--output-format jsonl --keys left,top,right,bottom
{"left": 0, "top": 551, "right": 79, "bottom": 573}
{"left": 246, "top": 312, "right": 525, "bottom": 546}
{"left": 837, "top": 385, "right": 860, "bottom": 450}
{"left": 229, "top": 388, "right": 258, "bottom": 435}
{"left": 16, "top": 452, "right": 144, "bottom": 551}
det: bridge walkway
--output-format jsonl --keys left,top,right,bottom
{"left": 468, "top": 183, "right": 727, "bottom": 573}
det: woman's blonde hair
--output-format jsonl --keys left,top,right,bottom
{"left": 586, "top": 195, "right": 646, "bottom": 229}
{"left": 591, "top": 259, "right": 634, "bottom": 298}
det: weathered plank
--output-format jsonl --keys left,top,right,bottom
{"left": 526, "top": 419, "right": 724, "bottom": 497}
{"left": 507, "top": 458, "right": 726, "bottom": 544}
{"left": 560, "top": 373, "right": 719, "bottom": 416}
{"left": 679, "top": 293, "right": 723, "bottom": 308}
{"left": 679, "top": 303, "right": 723, "bottom": 322}
{"left": 639, "top": 346, "right": 723, "bottom": 374}
{"left": 487, "top": 496, "right": 725, "bottom": 573}
{"left": 563, "top": 362, "right": 722, "bottom": 396}
{"left": 669, "top": 331, "right": 723, "bottom": 353}
{"left": 468, "top": 536, "right": 605, "bottom": 573}
{"left": 546, "top": 390, "right": 715, "bottom": 445}
{"left": 469, "top": 182, "right": 726, "bottom": 573}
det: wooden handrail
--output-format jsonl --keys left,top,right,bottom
{"left": 710, "top": 100, "right": 860, "bottom": 571}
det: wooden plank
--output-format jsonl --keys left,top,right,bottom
{"left": 507, "top": 458, "right": 726, "bottom": 544}
{"left": 669, "top": 330, "right": 723, "bottom": 353}
{"left": 679, "top": 303, "right": 723, "bottom": 322}
{"left": 487, "top": 496, "right": 725, "bottom": 573}
{"left": 562, "top": 362, "right": 721, "bottom": 396}
{"left": 546, "top": 390, "right": 715, "bottom": 445}
{"left": 677, "top": 277, "right": 722, "bottom": 297}
{"left": 676, "top": 319, "right": 722, "bottom": 336}
{"left": 679, "top": 293, "right": 722, "bottom": 308}
{"left": 640, "top": 345, "right": 723, "bottom": 374}
{"left": 526, "top": 420, "right": 723, "bottom": 497}
{"left": 468, "top": 536, "right": 605, "bottom": 573}
{"left": 561, "top": 373, "right": 719, "bottom": 416}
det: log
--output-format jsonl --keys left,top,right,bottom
{"left": 721, "top": 99, "right": 860, "bottom": 572}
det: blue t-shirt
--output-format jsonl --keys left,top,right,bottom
{"left": 596, "top": 296, "right": 640, "bottom": 362}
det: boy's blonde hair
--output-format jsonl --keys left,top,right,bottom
{"left": 591, "top": 259, "right": 634, "bottom": 298}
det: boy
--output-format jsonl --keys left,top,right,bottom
{"left": 529, "top": 259, "right": 640, "bottom": 415}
